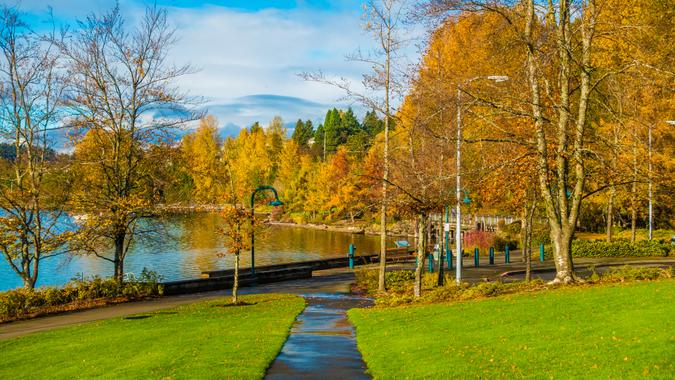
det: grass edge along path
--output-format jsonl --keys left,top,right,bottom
{"left": 0, "top": 293, "right": 305, "bottom": 380}
{"left": 349, "top": 280, "right": 674, "bottom": 379}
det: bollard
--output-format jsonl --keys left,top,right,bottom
{"left": 447, "top": 248, "right": 453, "bottom": 270}
{"left": 474, "top": 248, "right": 479, "bottom": 267}
{"left": 428, "top": 253, "right": 434, "bottom": 273}
{"left": 505, "top": 245, "right": 510, "bottom": 263}
{"left": 489, "top": 247, "right": 494, "bottom": 265}
{"left": 540, "top": 243, "right": 545, "bottom": 262}
{"left": 348, "top": 244, "right": 355, "bottom": 269}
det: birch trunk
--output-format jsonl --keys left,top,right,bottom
{"left": 524, "top": 0, "right": 596, "bottom": 283}
{"left": 413, "top": 213, "right": 426, "bottom": 298}
{"left": 631, "top": 135, "right": 638, "bottom": 242}
{"left": 232, "top": 253, "right": 240, "bottom": 304}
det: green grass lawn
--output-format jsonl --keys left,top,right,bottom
{"left": 349, "top": 280, "right": 674, "bottom": 379}
{"left": 0, "top": 294, "right": 304, "bottom": 380}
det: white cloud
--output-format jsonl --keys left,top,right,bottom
{"left": 26, "top": 1, "right": 423, "bottom": 132}
{"left": 164, "top": 5, "right": 376, "bottom": 126}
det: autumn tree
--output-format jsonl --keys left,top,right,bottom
{"left": 0, "top": 7, "right": 72, "bottom": 289}
{"left": 224, "top": 126, "right": 275, "bottom": 203}
{"left": 274, "top": 139, "right": 314, "bottom": 216}
{"left": 304, "top": 0, "right": 411, "bottom": 292}
{"left": 182, "top": 115, "right": 223, "bottom": 203}
{"left": 391, "top": 92, "right": 459, "bottom": 297}
{"left": 423, "top": 0, "right": 649, "bottom": 283}
{"left": 219, "top": 205, "right": 253, "bottom": 304}
{"left": 60, "top": 5, "right": 198, "bottom": 282}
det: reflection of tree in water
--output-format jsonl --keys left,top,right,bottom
{"left": 178, "top": 213, "right": 224, "bottom": 272}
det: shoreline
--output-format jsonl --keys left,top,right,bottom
{"left": 154, "top": 204, "right": 416, "bottom": 237}
{"left": 269, "top": 221, "right": 415, "bottom": 237}
{"left": 269, "top": 221, "right": 367, "bottom": 234}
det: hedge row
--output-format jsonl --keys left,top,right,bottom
{"left": 0, "top": 269, "right": 163, "bottom": 322}
{"left": 572, "top": 239, "right": 672, "bottom": 258}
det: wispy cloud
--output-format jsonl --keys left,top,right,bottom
{"left": 205, "top": 94, "right": 360, "bottom": 130}
{"left": 165, "top": 3, "right": 374, "bottom": 127}
{"left": 23, "top": 1, "right": 421, "bottom": 134}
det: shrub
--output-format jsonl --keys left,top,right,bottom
{"left": 493, "top": 235, "right": 518, "bottom": 251}
{"left": 0, "top": 269, "right": 163, "bottom": 322}
{"left": 354, "top": 269, "right": 417, "bottom": 295}
{"left": 355, "top": 269, "right": 453, "bottom": 295}
{"left": 464, "top": 230, "right": 495, "bottom": 251}
{"left": 590, "top": 265, "right": 672, "bottom": 283}
{"left": 572, "top": 239, "right": 672, "bottom": 258}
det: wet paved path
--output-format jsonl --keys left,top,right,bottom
{"left": 265, "top": 294, "right": 372, "bottom": 380}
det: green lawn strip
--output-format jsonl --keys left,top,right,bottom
{"left": 349, "top": 280, "right": 674, "bottom": 379}
{"left": 0, "top": 293, "right": 304, "bottom": 380}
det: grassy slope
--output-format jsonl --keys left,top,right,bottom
{"left": 0, "top": 294, "right": 304, "bottom": 380}
{"left": 349, "top": 280, "right": 674, "bottom": 379}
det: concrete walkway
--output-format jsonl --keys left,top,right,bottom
{"left": 265, "top": 294, "right": 372, "bottom": 380}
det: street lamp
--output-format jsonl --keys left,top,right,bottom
{"left": 250, "top": 185, "right": 283, "bottom": 276}
{"left": 455, "top": 75, "right": 509, "bottom": 285}
{"left": 648, "top": 124, "right": 652, "bottom": 240}
{"left": 649, "top": 120, "right": 675, "bottom": 240}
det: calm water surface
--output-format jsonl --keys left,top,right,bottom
{"left": 0, "top": 213, "right": 388, "bottom": 291}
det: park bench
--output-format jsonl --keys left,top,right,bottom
{"left": 385, "top": 245, "right": 415, "bottom": 262}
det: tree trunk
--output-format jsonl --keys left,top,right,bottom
{"left": 550, "top": 226, "right": 575, "bottom": 283}
{"left": 114, "top": 232, "right": 126, "bottom": 283}
{"left": 525, "top": 201, "right": 535, "bottom": 282}
{"left": 22, "top": 258, "right": 37, "bottom": 289}
{"left": 378, "top": 104, "right": 390, "bottom": 293}
{"left": 520, "top": 210, "right": 528, "bottom": 263}
{"left": 607, "top": 126, "right": 618, "bottom": 242}
{"left": 414, "top": 213, "right": 426, "bottom": 298}
{"left": 630, "top": 136, "right": 638, "bottom": 242}
{"left": 606, "top": 184, "right": 614, "bottom": 242}
{"left": 437, "top": 219, "right": 445, "bottom": 287}
{"left": 232, "top": 253, "right": 239, "bottom": 304}
{"left": 524, "top": 235, "right": 532, "bottom": 282}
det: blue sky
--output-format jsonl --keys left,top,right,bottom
{"left": 25, "top": 0, "right": 419, "bottom": 135}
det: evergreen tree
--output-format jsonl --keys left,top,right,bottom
{"left": 250, "top": 121, "right": 263, "bottom": 134}
{"left": 322, "top": 108, "right": 341, "bottom": 156}
{"left": 362, "top": 110, "right": 384, "bottom": 137}
{"left": 292, "top": 119, "right": 314, "bottom": 150}
{"left": 340, "top": 107, "right": 361, "bottom": 138}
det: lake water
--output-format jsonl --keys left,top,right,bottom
{"left": 0, "top": 213, "right": 390, "bottom": 291}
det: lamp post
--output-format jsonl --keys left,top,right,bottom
{"left": 250, "top": 185, "right": 283, "bottom": 276}
{"left": 456, "top": 75, "right": 509, "bottom": 285}
{"left": 650, "top": 120, "right": 675, "bottom": 240}
{"left": 648, "top": 124, "right": 652, "bottom": 240}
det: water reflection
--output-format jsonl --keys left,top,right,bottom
{"left": 0, "top": 213, "right": 390, "bottom": 291}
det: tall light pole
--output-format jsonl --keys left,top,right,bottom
{"left": 648, "top": 124, "right": 652, "bottom": 240}
{"left": 652, "top": 120, "right": 675, "bottom": 240}
{"left": 456, "top": 75, "right": 509, "bottom": 285}
{"left": 250, "top": 185, "right": 283, "bottom": 276}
